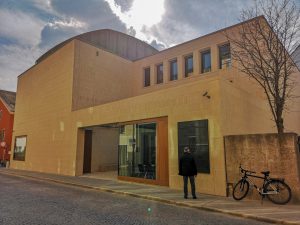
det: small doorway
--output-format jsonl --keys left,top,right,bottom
{"left": 83, "top": 129, "right": 92, "bottom": 173}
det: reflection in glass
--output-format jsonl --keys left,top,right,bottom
{"left": 144, "top": 67, "right": 150, "bottom": 87}
{"left": 185, "top": 55, "right": 193, "bottom": 76}
{"left": 219, "top": 44, "right": 231, "bottom": 69}
{"left": 157, "top": 64, "right": 163, "bottom": 84}
{"left": 201, "top": 50, "right": 211, "bottom": 73}
{"left": 13, "top": 136, "right": 27, "bottom": 161}
{"left": 178, "top": 120, "right": 210, "bottom": 173}
{"left": 170, "top": 60, "right": 178, "bottom": 81}
{"left": 118, "top": 123, "right": 156, "bottom": 180}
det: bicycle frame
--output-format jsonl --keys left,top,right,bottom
{"left": 240, "top": 169, "right": 279, "bottom": 195}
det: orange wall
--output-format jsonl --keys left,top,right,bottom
{"left": 0, "top": 99, "right": 14, "bottom": 161}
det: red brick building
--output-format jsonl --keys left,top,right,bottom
{"left": 0, "top": 90, "right": 15, "bottom": 164}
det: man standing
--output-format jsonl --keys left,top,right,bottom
{"left": 179, "top": 147, "right": 197, "bottom": 199}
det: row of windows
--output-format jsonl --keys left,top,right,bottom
{"left": 144, "top": 43, "right": 231, "bottom": 87}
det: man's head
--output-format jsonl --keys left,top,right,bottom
{"left": 184, "top": 147, "right": 190, "bottom": 153}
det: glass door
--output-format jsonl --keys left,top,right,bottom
{"left": 118, "top": 123, "right": 156, "bottom": 180}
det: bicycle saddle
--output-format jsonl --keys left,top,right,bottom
{"left": 261, "top": 171, "right": 270, "bottom": 176}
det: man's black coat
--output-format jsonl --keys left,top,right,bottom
{"left": 179, "top": 152, "right": 197, "bottom": 176}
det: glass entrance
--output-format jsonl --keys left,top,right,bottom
{"left": 118, "top": 123, "right": 156, "bottom": 180}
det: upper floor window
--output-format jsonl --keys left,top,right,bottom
{"left": 184, "top": 54, "right": 193, "bottom": 77}
{"left": 156, "top": 64, "right": 163, "bottom": 84}
{"left": 219, "top": 43, "right": 231, "bottom": 69}
{"left": 144, "top": 67, "right": 150, "bottom": 87}
{"left": 201, "top": 50, "right": 211, "bottom": 73}
{"left": 170, "top": 59, "right": 178, "bottom": 81}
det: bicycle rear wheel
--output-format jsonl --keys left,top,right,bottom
{"left": 233, "top": 179, "right": 249, "bottom": 200}
{"left": 265, "top": 180, "right": 292, "bottom": 205}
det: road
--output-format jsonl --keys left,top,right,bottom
{"left": 0, "top": 173, "right": 273, "bottom": 225}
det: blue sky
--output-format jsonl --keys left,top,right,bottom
{"left": 0, "top": 0, "right": 297, "bottom": 91}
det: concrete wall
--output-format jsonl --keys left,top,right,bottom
{"left": 91, "top": 127, "right": 119, "bottom": 172}
{"left": 10, "top": 41, "right": 76, "bottom": 175}
{"left": 73, "top": 76, "right": 227, "bottom": 196}
{"left": 224, "top": 133, "right": 300, "bottom": 202}
{"left": 72, "top": 40, "right": 134, "bottom": 110}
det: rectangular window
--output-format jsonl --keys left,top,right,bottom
{"left": 184, "top": 54, "right": 193, "bottom": 77}
{"left": 178, "top": 120, "right": 210, "bottom": 173}
{"left": 219, "top": 43, "right": 231, "bottom": 69}
{"left": 170, "top": 59, "right": 178, "bottom": 81}
{"left": 144, "top": 67, "right": 150, "bottom": 87}
{"left": 13, "top": 136, "right": 27, "bottom": 161}
{"left": 119, "top": 123, "right": 156, "bottom": 180}
{"left": 156, "top": 64, "right": 163, "bottom": 84}
{"left": 201, "top": 50, "right": 211, "bottom": 73}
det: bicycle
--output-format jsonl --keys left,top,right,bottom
{"left": 232, "top": 165, "right": 292, "bottom": 204}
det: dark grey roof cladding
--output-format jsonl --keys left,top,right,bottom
{"left": 36, "top": 29, "right": 158, "bottom": 64}
{"left": 0, "top": 90, "right": 16, "bottom": 112}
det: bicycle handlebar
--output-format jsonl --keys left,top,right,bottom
{"left": 239, "top": 165, "right": 256, "bottom": 174}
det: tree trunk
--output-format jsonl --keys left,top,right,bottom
{"left": 276, "top": 117, "right": 284, "bottom": 134}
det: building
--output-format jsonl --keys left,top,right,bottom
{"left": 0, "top": 90, "right": 16, "bottom": 164}
{"left": 10, "top": 17, "right": 300, "bottom": 196}
{"left": 292, "top": 45, "right": 300, "bottom": 69}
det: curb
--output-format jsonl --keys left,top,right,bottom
{"left": 0, "top": 170, "right": 299, "bottom": 225}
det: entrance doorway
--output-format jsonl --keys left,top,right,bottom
{"left": 81, "top": 117, "right": 168, "bottom": 186}
{"left": 82, "top": 125, "right": 119, "bottom": 180}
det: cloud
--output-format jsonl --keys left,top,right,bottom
{"left": 105, "top": 0, "right": 166, "bottom": 43}
{"left": 114, "top": 0, "right": 134, "bottom": 12}
{"left": 50, "top": 0, "right": 127, "bottom": 31}
{"left": 0, "top": 45, "right": 42, "bottom": 91}
{"left": 0, "top": 0, "right": 259, "bottom": 91}
{"left": 30, "top": 0, "right": 53, "bottom": 13}
{"left": 37, "top": 0, "right": 127, "bottom": 49}
{"left": 0, "top": 8, "right": 45, "bottom": 46}
{"left": 150, "top": 39, "right": 166, "bottom": 50}
{"left": 144, "top": 0, "right": 254, "bottom": 47}
{"left": 47, "top": 17, "right": 86, "bottom": 29}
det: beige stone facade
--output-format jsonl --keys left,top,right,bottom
{"left": 11, "top": 19, "right": 300, "bottom": 197}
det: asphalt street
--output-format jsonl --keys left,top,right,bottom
{"left": 0, "top": 173, "right": 274, "bottom": 225}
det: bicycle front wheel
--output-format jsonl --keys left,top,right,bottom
{"left": 233, "top": 179, "right": 249, "bottom": 200}
{"left": 265, "top": 180, "right": 292, "bottom": 205}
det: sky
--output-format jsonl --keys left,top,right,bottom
{"left": 0, "top": 0, "right": 292, "bottom": 91}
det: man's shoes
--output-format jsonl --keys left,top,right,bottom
{"left": 184, "top": 196, "right": 188, "bottom": 199}
{"left": 193, "top": 196, "right": 197, "bottom": 199}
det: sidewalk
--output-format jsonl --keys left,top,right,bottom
{"left": 1, "top": 168, "right": 300, "bottom": 225}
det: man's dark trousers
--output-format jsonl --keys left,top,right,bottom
{"left": 183, "top": 176, "right": 196, "bottom": 198}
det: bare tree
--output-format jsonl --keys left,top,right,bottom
{"left": 226, "top": 0, "right": 300, "bottom": 134}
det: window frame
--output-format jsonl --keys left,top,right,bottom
{"left": 13, "top": 135, "right": 27, "bottom": 161}
{"left": 184, "top": 54, "right": 193, "bottom": 77}
{"left": 201, "top": 49, "right": 211, "bottom": 73}
{"left": 143, "top": 67, "right": 151, "bottom": 87}
{"left": 177, "top": 120, "right": 210, "bottom": 174}
{"left": 169, "top": 59, "right": 178, "bottom": 81}
{"left": 156, "top": 63, "right": 164, "bottom": 84}
{"left": 219, "top": 43, "right": 231, "bottom": 69}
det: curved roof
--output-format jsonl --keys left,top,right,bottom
{"left": 36, "top": 29, "right": 158, "bottom": 63}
